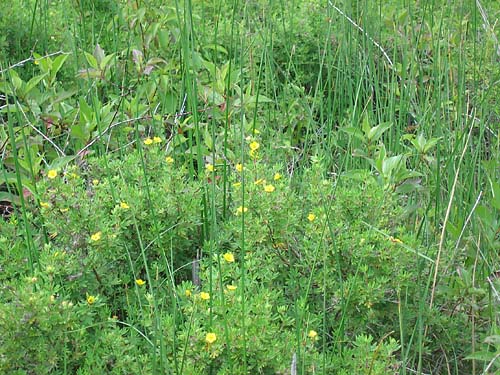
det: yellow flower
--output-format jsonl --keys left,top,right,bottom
{"left": 236, "top": 206, "right": 248, "bottom": 214}
{"left": 120, "top": 202, "right": 130, "bottom": 209}
{"left": 223, "top": 252, "right": 235, "bottom": 263}
{"left": 165, "top": 156, "right": 174, "bottom": 164}
{"left": 249, "top": 141, "right": 260, "bottom": 151}
{"left": 232, "top": 182, "right": 242, "bottom": 188}
{"left": 200, "top": 292, "right": 210, "bottom": 301}
{"left": 47, "top": 169, "right": 58, "bottom": 179}
{"left": 135, "top": 279, "right": 146, "bottom": 286}
{"left": 40, "top": 201, "right": 50, "bottom": 208}
{"left": 308, "top": 330, "right": 318, "bottom": 339}
{"left": 185, "top": 289, "right": 192, "bottom": 297}
{"left": 254, "top": 178, "right": 265, "bottom": 185}
{"left": 274, "top": 172, "right": 282, "bottom": 181}
{"left": 205, "top": 332, "right": 217, "bottom": 344}
{"left": 264, "top": 184, "right": 275, "bottom": 193}
{"left": 90, "top": 231, "right": 102, "bottom": 242}
{"left": 153, "top": 136, "right": 162, "bottom": 144}
{"left": 235, "top": 163, "right": 244, "bottom": 172}
{"left": 144, "top": 138, "right": 153, "bottom": 145}
{"left": 307, "top": 213, "right": 316, "bottom": 222}
{"left": 92, "top": 179, "right": 99, "bottom": 186}
{"left": 389, "top": 236, "right": 403, "bottom": 244}
{"left": 34, "top": 59, "right": 40, "bottom": 65}
{"left": 205, "top": 163, "right": 215, "bottom": 172}
{"left": 87, "top": 295, "right": 96, "bottom": 305}
{"left": 226, "top": 285, "right": 237, "bottom": 291}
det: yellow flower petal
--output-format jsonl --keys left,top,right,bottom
{"left": 307, "top": 213, "right": 316, "bottom": 222}
{"left": 249, "top": 141, "right": 260, "bottom": 151}
{"left": 135, "top": 279, "right": 146, "bottom": 286}
{"left": 223, "top": 252, "right": 235, "bottom": 263}
{"left": 205, "top": 332, "right": 217, "bottom": 344}
{"left": 90, "top": 231, "right": 102, "bottom": 242}
{"left": 236, "top": 206, "right": 248, "bottom": 214}
{"left": 308, "top": 330, "right": 318, "bottom": 339}
{"left": 200, "top": 292, "right": 210, "bottom": 300}
{"left": 87, "top": 295, "right": 96, "bottom": 305}
{"left": 264, "top": 184, "right": 275, "bottom": 193}
{"left": 47, "top": 169, "right": 58, "bottom": 179}
{"left": 165, "top": 156, "right": 174, "bottom": 164}
{"left": 144, "top": 138, "right": 153, "bottom": 145}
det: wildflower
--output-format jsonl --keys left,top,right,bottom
{"left": 144, "top": 138, "right": 153, "bottom": 145}
{"left": 135, "top": 279, "right": 146, "bottom": 286}
{"left": 235, "top": 163, "right": 244, "bottom": 172}
{"left": 60, "top": 208, "right": 69, "bottom": 213}
{"left": 165, "top": 156, "right": 174, "bottom": 164}
{"left": 223, "top": 252, "right": 235, "bottom": 263}
{"left": 236, "top": 206, "right": 248, "bottom": 214}
{"left": 47, "top": 169, "right": 58, "bottom": 179}
{"left": 185, "top": 289, "right": 192, "bottom": 297}
{"left": 205, "top": 332, "right": 217, "bottom": 344}
{"left": 226, "top": 285, "right": 237, "bottom": 291}
{"left": 90, "top": 231, "right": 102, "bottom": 242}
{"left": 34, "top": 59, "right": 40, "bottom": 65}
{"left": 120, "top": 202, "right": 130, "bottom": 209}
{"left": 254, "top": 178, "right": 265, "bottom": 185}
{"left": 87, "top": 295, "right": 96, "bottom": 305}
{"left": 389, "top": 236, "right": 403, "bottom": 244}
{"left": 264, "top": 184, "right": 275, "bottom": 193}
{"left": 249, "top": 141, "right": 260, "bottom": 151}
{"left": 153, "top": 136, "right": 162, "bottom": 144}
{"left": 40, "top": 201, "right": 50, "bottom": 208}
{"left": 308, "top": 330, "right": 318, "bottom": 339}
{"left": 200, "top": 292, "right": 210, "bottom": 301}
{"left": 92, "top": 179, "right": 99, "bottom": 186}
{"left": 232, "top": 182, "right": 242, "bottom": 188}
{"left": 274, "top": 172, "right": 282, "bottom": 181}
{"left": 307, "top": 213, "right": 316, "bottom": 222}
{"left": 205, "top": 163, "right": 215, "bottom": 172}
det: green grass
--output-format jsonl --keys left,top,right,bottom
{"left": 0, "top": 0, "right": 499, "bottom": 374}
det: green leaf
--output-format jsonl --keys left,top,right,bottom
{"left": 84, "top": 52, "right": 98, "bottom": 70}
{"left": 341, "top": 127, "right": 365, "bottom": 142}
{"left": 203, "top": 127, "right": 213, "bottom": 150}
{"left": 465, "top": 350, "right": 499, "bottom": 362}
{"left": 25, "top": 73, "right": 48, "bottom": 94}
{"left": 367, "top": 122, "right": 392, "bottom": 142}
{"left": 100, "top": 53, "right": 116, "bottom": 71}
{"left": 48, "top": 155, "right": 78, "bottom": 170}
{"left": 50, "top": 54, "right": 69, "bottom": 84}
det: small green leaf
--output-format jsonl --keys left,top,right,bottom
{"left": 84, "top": 52, "right": 98, "bottom": 70}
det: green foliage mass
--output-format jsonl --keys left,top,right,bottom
{"left": 0, "top": 0, "right": 499, "bottom": 374}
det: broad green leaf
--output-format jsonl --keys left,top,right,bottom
{"left": 48, "top": 155, "right": 78, "bottom": 170}
{"left": 84, "top": 52, "right": 98, "bottom": 70}
{"left": 25, "top": 73, "right": 48, "bottom": 94}
{"left": 93, "top": 43, "right": 105, "bottom": 65}
{"left": 100, "top": 53, "right": 116, "bottom": 71}
{"left": 341, "top": 127, "right": 365, "bottom": 142}
{"left": 50, "top": 54, "right": 69, "bottom": 84}
{"left": 367, "top": 122, "right": 392, "bottom": 142}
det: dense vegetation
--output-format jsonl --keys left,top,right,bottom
{"left": 1, "top": 0, "right": 499, "bottom": 374}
